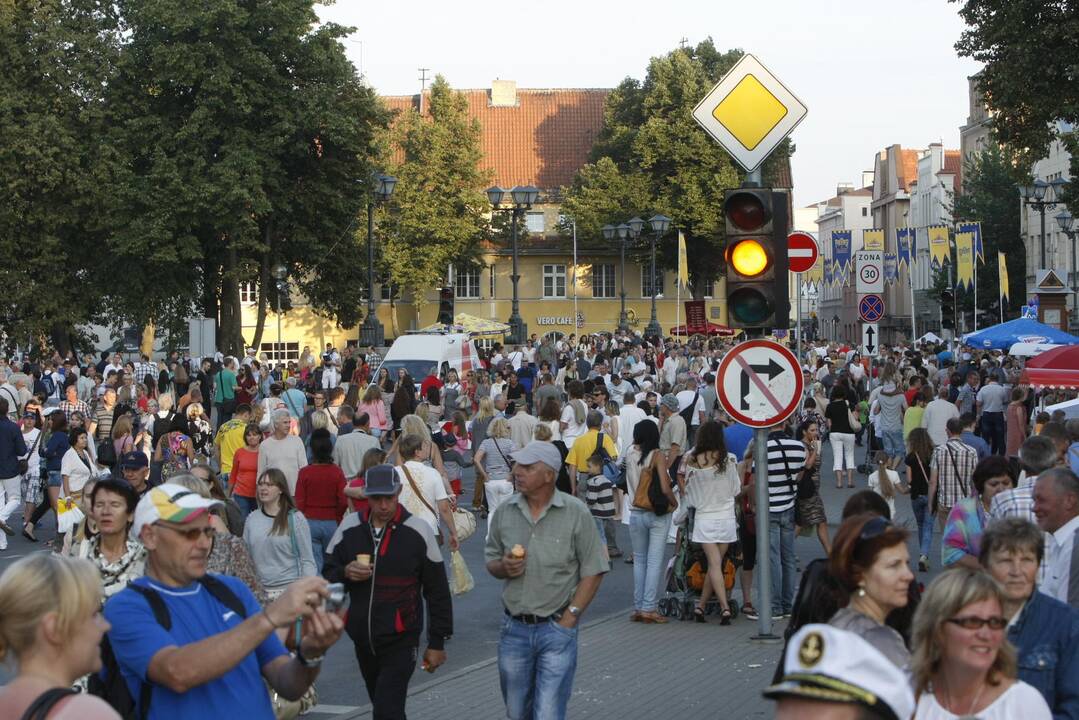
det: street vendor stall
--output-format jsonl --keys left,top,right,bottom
{"left": 960, "top": 317, "right": 1079, "bottom": 351}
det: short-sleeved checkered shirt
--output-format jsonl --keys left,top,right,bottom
{"left": 57, "top": 399, "right": 90, "bottom": 424}
{"left": 930, "top": 438, "right": 978, "bottom": 509}
{"left": 134, "top": 361, "right": 157, "bottom": 386}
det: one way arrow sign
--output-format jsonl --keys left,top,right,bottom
{"left": 861, "top": 322, "right": 879, "bottom": 357}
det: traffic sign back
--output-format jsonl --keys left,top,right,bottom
{"left": 787, "top": 232, "right": 818, "bottom": 273}
{"left": 692, "top": 55, "right": 808, "bottom": 173}
{"left": 716, "top": 339, "right": 803, "bottom": 428}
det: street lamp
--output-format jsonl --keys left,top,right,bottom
{"left": 1020, "top": 176, "right": 1068, "bottom": 269}
{"left": 272, "top": 263, "right": 288, "bottom": 368}
{"left": 646, "top": 214, "right": 671, "bottom": 339}
{"left": 360, "top": 173, "right": 396, "bottom": 348}
{"left": 1056, "top": 209, "right": 1078, "bottom": 324}
{"left": 488, "top": 185, "right": 539, "bottom": 345}
{"left": 602, "top": 224, "right": 630, "bottom": 333}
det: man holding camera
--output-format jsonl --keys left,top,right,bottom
{"left": 323, "top": 464, "right": 453, "bottom": 719}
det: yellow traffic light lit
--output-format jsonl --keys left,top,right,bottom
{"left": 728, "top": 239, "right": 769, "bottom": 277}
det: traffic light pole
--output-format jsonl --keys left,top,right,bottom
{"left": 752, "top": 427, "right": 778, "bottom": 641}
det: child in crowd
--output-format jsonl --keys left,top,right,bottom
{"left": 584, "top": 454, "right": 616, "bottom": 562}
{"left": 868, "top": 450, "right": 906, "bottom": 519}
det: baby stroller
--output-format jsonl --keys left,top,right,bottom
{"left": 657, "top": 507, "right": 740, "bottom": 621}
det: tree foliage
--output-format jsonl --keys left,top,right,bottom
{"left": 560, "top": 39, "right": 792, "bottom": 297}
{"left": 379, "top": 75, "right": 491, "bottom": 304}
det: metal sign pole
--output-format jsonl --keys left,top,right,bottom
{"left": 753, "top": 426, "right": 776, "bottom": 638}
{"left": 796, "top": 274, "right": 803, "bottom": 363}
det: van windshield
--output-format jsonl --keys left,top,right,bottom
{"left": 376, "top": 360, "right": 439, "bottom": 382}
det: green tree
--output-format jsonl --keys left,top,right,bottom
{"left": 0, "top": 0, "right": 120, "bottom": 353}
{"left": 560, "top": 39, "right": 792, "bottom": 297}
{"left": 379, "top": 75, "right": 492, "bottom": 306}
{"left": 102, "top": 0, "right": 386, "bottom": 354}
{"left": 950, "top": 145, "right": 1029, "bottom": 320}
{"left": 953, "top": 0, "right": 1079, "bottom": 162}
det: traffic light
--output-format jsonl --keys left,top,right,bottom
{"left": 437, "top": 287, "right": 454, "bottom": 325}
{"left": 723, "top": 188, "right": 789, "bottom": 330}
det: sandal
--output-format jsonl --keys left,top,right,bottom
{"left": 720, "top": 608, "right": 732, "bottom": 626}
{"left": 630, "top": 611, "right": 642, "bottom": 622}
{"left": 22, "top": 523, "right": 37, "bottom": 542}
{"left": 693, "top": 605, "right": 706, "bottom": 623}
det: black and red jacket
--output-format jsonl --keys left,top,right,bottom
{"left": 323, "top": 504, "right": 452, "bottom": 653}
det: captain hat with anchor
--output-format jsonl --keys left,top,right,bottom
{"left": 763, "top": 624, "right": 914, "bottom": 720}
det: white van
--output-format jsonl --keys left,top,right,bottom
{"left": 375, "top": 333, "right": 481, "bottom": 386}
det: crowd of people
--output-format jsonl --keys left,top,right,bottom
{"left": 0, "top": 331, "right": 1077, "bottom": 719}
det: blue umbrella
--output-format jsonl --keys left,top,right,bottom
{"left": 961, "top": 318, "right": 1079, "bottom": 351}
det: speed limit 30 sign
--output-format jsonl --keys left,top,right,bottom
{"left": 856, "top": 250, "right": 883, "bottom": 293}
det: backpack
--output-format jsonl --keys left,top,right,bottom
{"left": 594, "top": 432, "right": 622, "bottom": 484}
{"left": 89, "top": 575, "right": 246, "bottom": 720}
{"left": 678, "top": 389, "right": 699, "bottom": 428}
{"left": 42, "top": 374, "right": 57, "bottom": 398}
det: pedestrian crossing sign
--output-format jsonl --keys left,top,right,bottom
{"left": 692, "top": 54, "right": 807, "bottom": 173}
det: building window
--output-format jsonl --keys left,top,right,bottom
{"left": 489, "top": 265, "right": 496, "bottom": 298}
{"left": 526, "top": 212, "right": 545, "bottom": 234}
{"left": 454, "top": 266, "right": 481, "bottom": 299}
{"left": 543, "top": 264, "right": 566, "bottom": 298}
{"left": 379, "top": 275, "right": 399, "bottom": 301}
{"left": 861, "top": 207, "right": 868, "bottom": 217}
{"left": 239, "top": 281, "right": 257, "bottom": 304}
{"left": 592, "top": 264, "right": 616, "bottom": 298}
{"left": 260, "top": 341, "right": 299, "bottom": 364}
{"left": 641, "top": 267, "right": 664, "bottom": 298}
{"left": 697, "top": 278, "right": 714, "bottom": 298}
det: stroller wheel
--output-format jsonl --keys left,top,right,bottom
{"left": 658, "top": 598, "right": 670, "bottom": 616}
{"left": 683, "top": 601, "right": 695, "bottom": 621}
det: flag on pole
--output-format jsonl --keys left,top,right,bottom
{"left": 884, "top": 253, "right": 898, "bottom": 285}
{"left": 825, "top": 261, "right": 833, "bottom": 287}
{"left": 956, "top": 232, "right": 974, "bottom": 290}
{"left": 959, "top": 222, "right": 983, "bottom": 263}
{"left": 928, "top": 226, "right": 950, "bottom": 270}
{"left": 863, "top": 229, "right": 884, "bottom": 251}
{"left": 998, "top": 252, "right": 1010, "bottom": 302}
{"left": 807, "top": 253, "right": 823, "bottom": 289}
{"left": 832, "top": 230, "right": 852, "bottom": 280}
{"left": 677, "top": 231, "right": 689, "bottom": 289}
{"left": 896, "top": 228, "right": 911, "bottom": 269}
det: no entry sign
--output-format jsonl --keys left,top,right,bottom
{"left": 787, "top": 231, "right": 819, "bottom": 274}
{"left": 716, "top": 339, "right": 804, "bottom": 427}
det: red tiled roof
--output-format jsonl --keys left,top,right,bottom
{"left": 382, "top": 88, "right": 609, "bottom": 192}
{"left": 897, "top": 149, "right": 920, "bottom": 191}
{"left": 938, "top": 150, "right": 962, "bottom": 194}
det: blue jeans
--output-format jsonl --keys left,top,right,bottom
{"left": 768, "top": 507, "right": 796, "bottom": 615}
{"left": 911, "top": 495, "right": 933, "bottom": 559}
{"left": 233, "top": 494, "right": 258, "bottom": 517}
{"left": 629, "top": 509, "right": 670, "bottom": 612}
{"left": 498, "top": 615, "right": 578, "bottom": 720}
{"left": 307, "top": 518, "right": 338, "bottom": 573}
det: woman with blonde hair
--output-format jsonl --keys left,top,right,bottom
{"left": 185, "top": 401, "right": 213, "bottom": 460}
{"left": 473, "top": 417, "right": 518, "bottom": 528}
{"left": 0, "top": 554, "right": 119, "bottom": 718}
{"left": 911, "top": 567, "right": 1050, "bottom": 718}
{"left": 470, "top": 397, "right": 497, "bottom": 511}
{"left": 390, "top": 414, "right": 450, "bottom": 491}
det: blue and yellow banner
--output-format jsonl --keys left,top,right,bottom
{"left": 896, "top": 228, "right": 912, "bottom": 269}
{"left": 832, "top": 230, "right": 852, "bottom": 277}
{"left": 863, "top": 229, "right": 884, "bottom": 252}
{"left": 956, "top": 232, "right": 974, "bottom": 290}
{"left": 884, "top": 253, "right": 898, "bottom": 285}
{"left": 958, "top": 222, "right": 983, "bottom": 263}
{"left": 928, "top": 226, "right": 950, "bottom": 271}
{"left": 825, "top": 261, "right": 834, "bottom": 287}
{"left": 807, "top": 254, "right": 823, "bottom": 289}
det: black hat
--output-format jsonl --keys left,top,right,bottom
{"left": 364, "top": 464, "right": 401, "bottom": 496}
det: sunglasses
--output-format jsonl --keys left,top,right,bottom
{"left": 155, "top": 523, "right": 216, "bottom": 541}
{"left": 946, "top": 616, "right": 1007, "bottom": 631}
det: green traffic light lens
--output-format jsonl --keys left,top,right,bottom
{"left": 729, "top": 287, "right": 773, "bottom": 325}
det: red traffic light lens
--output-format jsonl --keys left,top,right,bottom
{"left": 724, "top": 191, "right": 770, "bottom": 231}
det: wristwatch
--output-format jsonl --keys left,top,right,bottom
{"left": 567, "top": 605, "right": 581, "bottom": 618}
{"left": 295, "top": 646, "right": 325, "bottom": 668}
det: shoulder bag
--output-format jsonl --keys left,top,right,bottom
{"left": 18, "top": 431, "right": 41, "bottom": 476}
{"left": 846, "top": 401, "right": 862, "bottom": 433}
{"left": 402, "top": 465, "right": 476, "bottom": 544}
{"left": 632, "top": 451, "right": 672, "bottom": 516}
{"left": 594, "top": 432, "right": 621, "bottom": 482}
{"left": 19, "top": 688, "right": 76, "bottom": 720}
{"left": 777, "top": 441, "right": 814, "bottom": 501}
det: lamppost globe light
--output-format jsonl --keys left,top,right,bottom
{"left": 1033, "top": 179, "right": 1048, "bottom": 201}
{"left": 272, "top": 263, "right": 288, "bottom": 281}
{"left": 1049, "top": 177, "right": 1069, "bottom": 202}
{"left": 378, "top": 174, "right": 397, "bottom": 200}
{"left": 616, "top": 223, "right": 629, "bottom": 240}
{"left": 511, "top": 185, "right": 539, "bottom": 208}
{"left": 601, "top": 224, "right": 616, "bottom": 241}
{"left": 486, "top": 186, "right": 506, "bottom": 207}
{"left": 649, "top": 214, "right": 671, "bottom": 235}
{"left": 1057, "top": 210, "right": 1074, "bottom": 234}
{"left": 1019, "top": 185, "right": 1032, "bottom": 200}
{"left": 627, "top": 216, "right": 645, "bottom": 235}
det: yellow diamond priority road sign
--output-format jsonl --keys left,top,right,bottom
{"left": 693, "top": 54, "right": 807, "bottom": 173}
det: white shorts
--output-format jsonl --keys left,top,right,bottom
{"left": 691, "top": 515, "right": 737, "bottom": 544}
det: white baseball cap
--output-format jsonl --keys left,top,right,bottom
{"left": 131, "top": 483, "right": 222, "bottom": 539}
{"left": 763, "top": 624, "right": 914, "bottom": 720}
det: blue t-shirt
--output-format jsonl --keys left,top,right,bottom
{"left": 724, "top": 423, "right": 754, "bottom": 462}
{"left": 104, "top": 574, "right": 287, "bottom": 720}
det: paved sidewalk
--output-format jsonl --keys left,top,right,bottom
{"left": 338, "top": 608, "right": 787, "bottom": 719}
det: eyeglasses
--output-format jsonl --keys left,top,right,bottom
{"left": 946, "top": 616, "right": 1007, "bottom": 631}
{"left": 155, "top": 523, "right": 216, "bottom": 541}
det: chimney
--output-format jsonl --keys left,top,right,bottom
{"left": 491, "top": 79, "right": 517, "bottom": 107}
{"left": 862, "top": 170, "right": 875, "bottom": 188}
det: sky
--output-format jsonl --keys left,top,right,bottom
{"left": 316, "top": 0, "right": 982, "bottom": 208}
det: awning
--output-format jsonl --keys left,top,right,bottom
{"left": 418, "top": 313, "right": 511, "bottom": 337}
{"left": 668, "top": 322, "right": 737, "bottom": 337}
{"left": 1021, "top": 345, "right": 1079, "bottom": 389}
{"left": 961, "top": 317, "right": 1079, "bottom": 351}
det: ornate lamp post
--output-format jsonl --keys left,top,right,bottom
{"left": 1020, "top": 177, "right": 1068, "bottom": 270}
{"left": 272, "top": 263, "right": 288, "bottom": 367}
{"left": 1056, "top": 210, "right": 1078, "bottom": 325}
{"left": 488, "top": 185, "right": 539, "bottom": 345}
{"left": 645, "top": 214, "right": 671, "bottom": 339}
{"left": 359, "top": 174, "right": 396, "bottom": 348}
{"left": 603, "top": 222, "right": 633, "bottom": 333}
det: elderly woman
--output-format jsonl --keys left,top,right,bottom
{"left": 69, "top": 479, "right": 144, "bottom": 599}
{"left": 942, "top": 456, "right": 1014, "bottom": 570}
{"left": 829, "top": 513, "right": 914, "bottom": 668}
{"left": 0, "top": 555, "right": 119, "bottom": 718}
{"left": 911, "top": 567, "right": 1051, "bottom": 719}
{"left": 979, "top": 518, "right": 1079, "bottom": 717}
{"left": 474, "top": 417, "right": 518, "bottom": 528}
